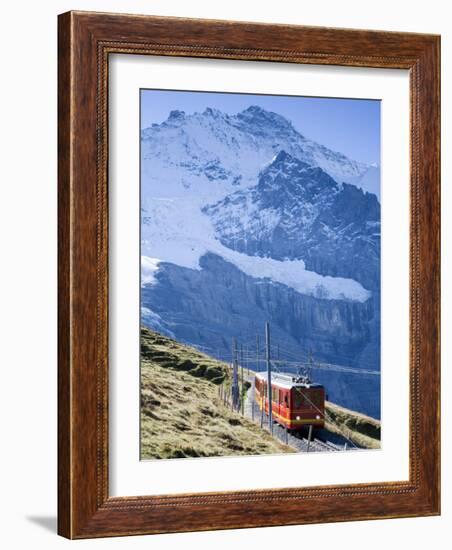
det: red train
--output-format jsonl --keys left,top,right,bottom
{"left": 254, "top": 371, "right": 325, "bottom": 430}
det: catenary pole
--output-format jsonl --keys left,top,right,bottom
{"left": 232, "top": 338, "right": 238, "bottom": 411}
{"left": 306, "top": 424, "right": 313, "bottom": 452}
{"left": 266, "top": 322, "right": 273, "bottom": 435}
{"left": 256, "top": 333, "right": 259, "bottom": 373}
{"left": 258, "top": 333, "right": 264, "bottom": 428}
{"left": 240, "top": 343, "right": 244, "bottom": 415}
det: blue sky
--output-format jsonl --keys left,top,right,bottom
{"left": 141, "top": 89, "right": 380, "bottom": 165}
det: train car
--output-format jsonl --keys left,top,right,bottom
{"left": 254, "top": 371, "right": 325, "bottom": 430}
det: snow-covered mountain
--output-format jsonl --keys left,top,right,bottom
{"left": 204, "top": 150, "right": 380, "bottom": 290}
{"left": 141, "top": 105, "right": 380, "bottom": 202}
{"left": 140, "top": 105, "right": 381, "bottom": 418}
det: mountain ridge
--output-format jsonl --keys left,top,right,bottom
{"left": 204, "top": 149, "right": 380, "bottom": 289}
{"left": 141, "top": 104, "right": 379, "bottom": 199}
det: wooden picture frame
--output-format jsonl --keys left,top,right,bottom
{"left": 58, "top": 11, "right": 440, "bottom": 539}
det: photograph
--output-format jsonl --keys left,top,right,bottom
{"left": 139, "top": 90, "right": 382, "bottom": 460}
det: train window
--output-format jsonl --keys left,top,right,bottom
{"left": 293, "top": 388, "right": 305, "bottom": 408}
{"left": 311, "top": 390, "right": 324, "bottom": 407}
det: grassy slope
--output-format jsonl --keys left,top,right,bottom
{"left": 325, "top": 402, "right": 381, "bottom": 449}
{"left": 140, "top": 327, "right": 294, "bottom": 460}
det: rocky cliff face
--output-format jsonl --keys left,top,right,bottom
{"left": 143, "top": 253, "right": 373, "bottom": 349}
{"left": 204, "top": 151, "right": 380, "bottom": 290}
{"left": 142, "top": 254, "right": 379, "bottom": 416}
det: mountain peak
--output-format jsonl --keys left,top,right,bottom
{"left": 237, "top": 105, "right": 293, "bottom": 129}
{"left": 142, "top": 102, "right": 376, "bottom": 200}
{"left": 203, "top": 107, "right": 223, "bottom": 118}
{"left": 242, "top": 105, "right": 266, "bottom": 115}
{"left": 268, "top": 150, "right": 310, "bottom": 171}
{"left": 168, "top": 109, "right": 185, "bottom": 120}
{"left": 257, "top": 150, "right": 338, "bottom": 201}
{"left": 273, "top": 149, "right": 293, "bottom": 164}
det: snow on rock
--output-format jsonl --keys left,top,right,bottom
{"left": 204, "top": 150, "right": 380, "bottom": 291}
{"left": 141, "top": 104, "right": 380, "bottom": 205}
{"left": 349, "top": 164, "right": 381, "bottom": 200}
{"left": 214, "top": 251, "right": 370, "bottom": 302}
{"left": 140, "top": 106, "right": 377, "bottom": 303}
{"left": 141, "top": 194, "right": 370, "bottom": 303}
{"left": 141, "top": 306, "right": 175, "bottom": 338}
{"left": 141, "top": 256, "right": 161, "bottom": 286}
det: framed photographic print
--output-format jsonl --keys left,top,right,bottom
{"left": 58, "top": 11, "right": 440, "bottom": 538}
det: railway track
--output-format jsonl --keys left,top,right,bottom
{"left": 300, "top": 435, "right": 342, "bottom": 452}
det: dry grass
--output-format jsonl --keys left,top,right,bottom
{"left": 140, "top": 327, "right": 294, "bottom": 460}
{"left": 325, "top": 401, "right": 381, "bottom": 449}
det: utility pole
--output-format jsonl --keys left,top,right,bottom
{"left": 308, "top": 348, "right": 314, "bottom": 381}
{"left": 265, "top": 322, "right": 273, "bottom": 435}
{"left": 251, "top": 381, "right": 255, "bottom": 421}
{"left": 256, "top": 333, "right": 260, "bottom": 373}
{"left": 232, "top": 338, "right": 239, "bottom": 411}
{"left": 240, "top": 343, "right": 244, "bottom": 415}
{"left": 257, "top": 333, "right": 264, "bottom": 428}
{"left": 306, "top": 424, "right": 313, "bottom": 452}
{"left": 244, "top": 343, "right": 248, "bottom": 376}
